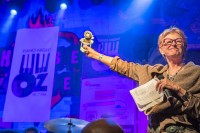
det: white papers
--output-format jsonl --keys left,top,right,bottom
{"left": 130, "top": 79, "right": 164, "bottom": 111}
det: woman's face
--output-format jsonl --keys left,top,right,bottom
{"left": 159, "top": 32, "right": 185, "bottom": 60}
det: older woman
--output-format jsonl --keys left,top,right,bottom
{"left": 82, "top": 27, "right": 200, "bottom": 133}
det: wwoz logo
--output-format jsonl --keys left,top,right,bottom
{"left": 12, "top": 53, "right": 50, "bottom": 97}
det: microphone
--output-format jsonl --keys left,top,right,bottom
{"left": 157, "top": 74, "right": 173, "bottom": 102}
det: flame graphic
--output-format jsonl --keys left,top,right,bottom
{"left": 28, "top": 8, "right": 54, "bottom": 28}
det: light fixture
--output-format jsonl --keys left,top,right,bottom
{"left": 8, "top": 0, "right": 28, "bottom": 17}
{"left": 60, "top": 3, "right": 67, "bottom": 10}
{"left": 45, "top": 0, "right": 72, "bottom": 13}
{"left": 10, "top": 9, "right": 17, "bottom": 16}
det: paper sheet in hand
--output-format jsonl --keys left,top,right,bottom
{"left": 130, "top": 79, "right": 164, "bottom": 111}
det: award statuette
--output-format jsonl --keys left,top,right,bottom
{"left": 80, "top": 30, "right": 94, "bottom": 52}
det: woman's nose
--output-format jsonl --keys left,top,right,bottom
{"left": 171, "top": 41, "right": 177, "bottom": 47}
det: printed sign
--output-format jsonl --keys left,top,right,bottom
{"left": 3, "top": 27, "right": 59, "bottom": 122}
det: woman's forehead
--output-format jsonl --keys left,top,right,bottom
{"left": 164, "top": 32, "right": 182, "bottom": 39}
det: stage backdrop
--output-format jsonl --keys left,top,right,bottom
{"left": 0, "top": 0, "right": 200, "bottom": 132}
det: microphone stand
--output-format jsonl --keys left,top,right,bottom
{"left": 67, "top": 119, "right": 73, "bottom": 133}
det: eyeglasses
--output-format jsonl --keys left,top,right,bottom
{"left": 161, "top": 38, "right": 183, "bottom": 47}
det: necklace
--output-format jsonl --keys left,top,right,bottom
{"left": 167, "top": 64, "right": 184, "bottom": 81}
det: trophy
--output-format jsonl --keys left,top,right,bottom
{"left": 80, "top": 30, "right": 94, "bottom": 52}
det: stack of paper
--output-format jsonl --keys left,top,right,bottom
{"left": 130, "top": 79, "right": 164, "bottom": 111}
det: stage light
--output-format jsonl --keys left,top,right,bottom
{"left": 8, "top": 0, "right": 28, "bottom": 17}
{"left": 10, "top": 9, "right": 17, "bottom": 16}
{"left": 55, "top": 2, "right": 67, "bottom": 25}
{"left": 45, "top": 0, "right": 72, "bottom": 13}
{"left": 60, "top": 3, "right": 67, "bottom": 10}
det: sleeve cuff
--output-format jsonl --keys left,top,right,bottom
{"left": 109, "top": 56, "right": 120, "bottom": 70}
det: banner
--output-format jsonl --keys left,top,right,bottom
{"left": 3, "top": 27, "right": 59, "bottom": 122}
{"left": 80, "top": 76, "right": 136, "bottom": 127}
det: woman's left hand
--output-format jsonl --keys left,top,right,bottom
{"left": 156, "top": 78, "right": 180, "bottom": 93}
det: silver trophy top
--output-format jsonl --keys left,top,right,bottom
{"left": 80, "top": 30, "right": 94, "bottom": 52}
{"left": 80, "top": 30, "right": 94, "bottom": 46}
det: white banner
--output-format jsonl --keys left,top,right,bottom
{"left": 80, "top": 76, "right": 136, "bottom": 126}
{"left": 3, "top": 27, "right": 59, "bottom": 122}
